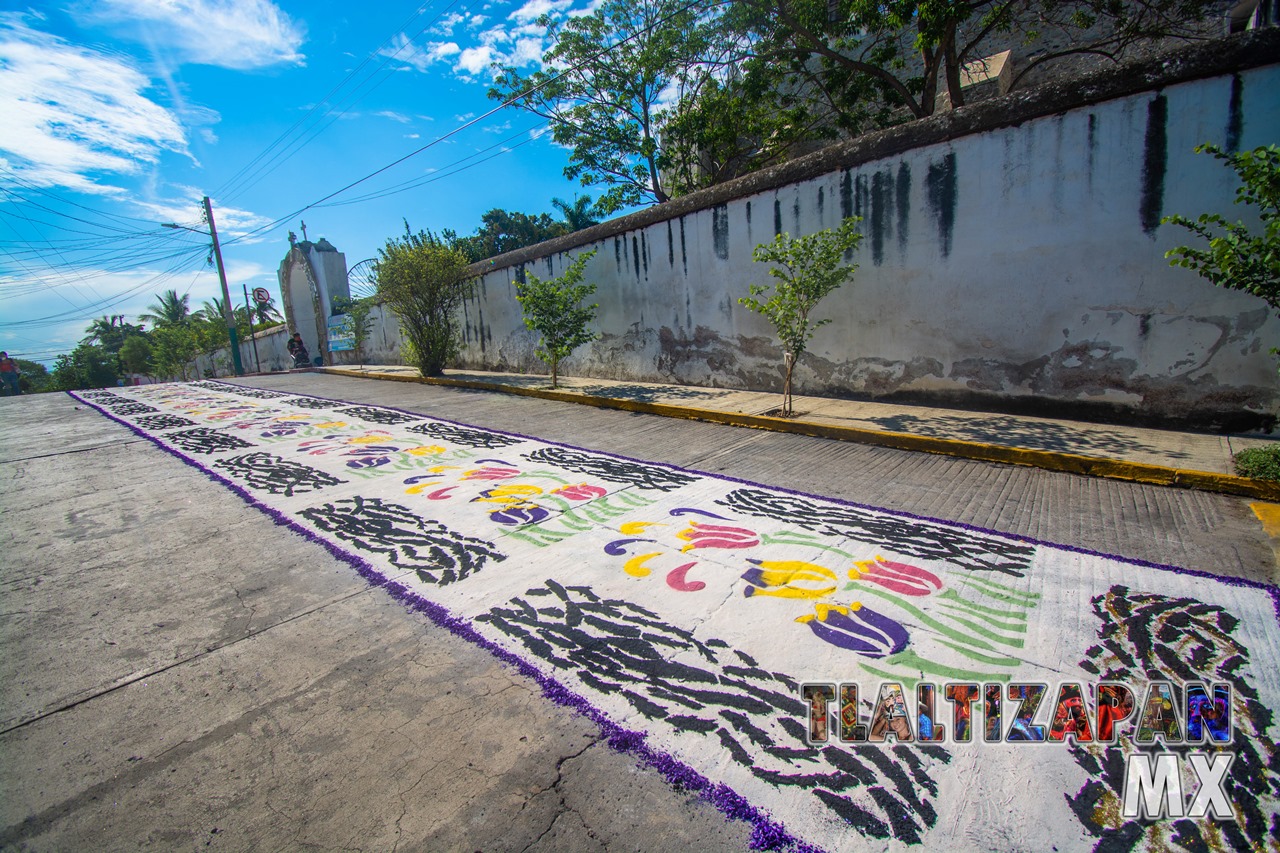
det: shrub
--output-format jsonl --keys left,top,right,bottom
{"left": 1234, "top": 444, "right": 1280, "bottom": 482}
{"left": 375, "top": 230, "right": 473, "bottom": 376}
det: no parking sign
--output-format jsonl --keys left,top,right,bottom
{"left": 252, "top": 287, "right": 271, "bottom": 305}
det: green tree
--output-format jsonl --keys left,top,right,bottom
{"left": 739, "top": 218, "right": 863, "bottom": 416}
{"left": 149, "top": 326, "right": 198, "bottom": 381}
{"left": 515, "top": 251, "right": 600, "bottom": 388}
{"left": 471, "top": 209, "right": 568, "bottom": 259}
{"left": 13, "top": 358, "right": 50, "bottom": 394}
{"left": 489, "top": 0, "right": 723, "bottom": 214}
{"left": 660, "top": 71, "right": 808, "bottom": 194}
{"left": 191, "top": 297, "right": 253, "bottom": 359}
{"left": 1163, "top": 144, "right": 1280, "bottom": 313}
{"left": 119, "top": 335, "right": 153, "bottom": 378}
{"left": 375, "top": 229, "right": 473, "bottom": 377}
{"left": 139, "top": 289, "right": 192, "bottom": 328}
{"left": 734, "top": 0, "right": 1222, "bottom": 132}
{"left": 49, "top": 344, "right": 119, "bottom": 391}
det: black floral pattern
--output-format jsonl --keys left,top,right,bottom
{"left": 299, "top": 496, "right": 506, "bottom": 585}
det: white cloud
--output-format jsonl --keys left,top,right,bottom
{"left": 432, "top": 12, "right": 465, "bottom": 35}
{"left": 384, "top": 6, "right": 554, "bottom": 81}
{"left": 0, "top": 19, "right": 191, "bottom": 195}
{"left": 82, "top": 0, "right": 306, "bottom": 70}
{"left": 478, "top": 25, "right": 513, "bottom": 46}
{"left": 509, "top": 37, "right": 544, "bottom": 66}
{"left": 404, "top": 133, "right": 420, "bottom": 139}
{"left": 128, "top": 188, "right": 273, "bottom": 239}
{"left": 455, "top": 46, "right": 494, "bottom": 76}
{"left": 454, "top": 113, "right": 476, "bottom": 123}
{"left": 375, "top": 110, "right": 412, "bottom": 123}
{"left": 483, "top": 121, "right": 512, "bottom": 133}
{"left": 509, "top": 0, "right": 573, "bottom": 25}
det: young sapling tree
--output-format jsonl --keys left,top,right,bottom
{"left": 516, "top": 251, "right": 600, "bottom": 388}
{"left": 739, "top": 218, "right": 862, "bottom": 416}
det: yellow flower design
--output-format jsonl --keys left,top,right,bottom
{"left": 740, "top": 559, "right": 838, "bottom": 599}
{"left": 405, "top": 445, "right": 446, "bottom": 456}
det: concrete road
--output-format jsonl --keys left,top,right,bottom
{"left": 1, "top": 373, "right": 1273, "bottom": 852}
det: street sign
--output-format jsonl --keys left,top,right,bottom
{"left": 252, "top": 287, "right": 271, "bottom": 305}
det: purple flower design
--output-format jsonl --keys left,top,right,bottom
{"left": 489, "top": 505, "right": 551, "bottom": 525}
{"left": 347, "top": 456, "right": 391, "bottom": 469}
{"left": 795, "top": 603, "right": 908, "bottom": 659}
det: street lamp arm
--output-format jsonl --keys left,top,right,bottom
{"left": 162, "top": 222, "right": 210, "bottom": 235}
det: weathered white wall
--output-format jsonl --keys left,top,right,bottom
{"left": 193, "top": 305, "right": 408, "bottom": 377}
{"left": 194, "top": 325, "right": 293, "bottom": 377}
{"left": 454, "top": 54, "right": 1279, "bottom": 431}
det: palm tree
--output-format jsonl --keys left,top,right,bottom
{"left": 82, "top": 314, "right": 124, "bottom": 346}
{"left": 139, "top": 289, "right": 191, "bottom": 328}
{"left": 251, "top": 299, "right": 283, "bottom": 327}
{"left": 551, "top": 195, "right": 600, "bottom": 232}
{"left": 194, "top": 296, "right": 229, "bottom": 325}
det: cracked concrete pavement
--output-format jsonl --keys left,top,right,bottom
{"left": 1, "top": 373, "right": 1274, "bottom": 851}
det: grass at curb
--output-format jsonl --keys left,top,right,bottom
{"left": 1236, "top": 444, "right": 1280, "bottom": 482}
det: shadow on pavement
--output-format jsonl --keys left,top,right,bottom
{"left": 863, "top": 412, "right": 1194, "bottom": 459}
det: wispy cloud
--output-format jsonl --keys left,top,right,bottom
{"left": 80, "top": 0, "right": 306, "bottom": 70}
{"left": 0, "top": 17, "right": 191, "bottom": 195}
{"left": 129, "top": 187, "right": 273, "bottom": 239}
{"left": 375, "top": 110, "right": 412, "bottom": 123}
{"left": 383, "top": 12, "right": 550, "bottom": 81}
{"left": 379, "top": 33, "right": 459, "bottom": 73}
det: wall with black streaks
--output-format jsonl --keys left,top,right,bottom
{"left": 454, "top": 61, "right": 1280, "bottom": 431}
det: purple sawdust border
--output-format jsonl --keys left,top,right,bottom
{"left": 204, "top": 378, "right": 1280, "bottom": 622}
{"left": 69, "top": 387, "right": 822, "bottom": 853}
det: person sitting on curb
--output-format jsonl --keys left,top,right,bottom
{"left": 0, "top": 351, "right": 21, "bottom": 396}
{"left": 287, "top": 333, "right": 310, "bottom": 368}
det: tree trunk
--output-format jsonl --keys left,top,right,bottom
{"left": 783, "top": 352, "right": 794, "bottom": 417}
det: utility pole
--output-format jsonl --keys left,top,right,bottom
{"left": 164, "top": 198, "right": 244, "bottom": 377}
{"left": 243, "top": 283, "right": 262, "bottom": 374}
{"left": 203, "top": 196, "right": 244, "bottom": 376}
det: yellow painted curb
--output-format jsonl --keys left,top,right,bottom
{"left": 322, "top": 368, "right": 1280, "bottom": 501}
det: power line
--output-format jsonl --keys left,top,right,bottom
{"left": 321, "top": 123, "right": 548, "bottom": 206}
{"left": 223, "top": 0, "right": 712, "bottom": 248}
{"left": 216, "top": 0, "right": 466, "bottom": 206}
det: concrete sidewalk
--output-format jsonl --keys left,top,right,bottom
{"left": 323, "top": 365, "right": 1280, "bottom": 500}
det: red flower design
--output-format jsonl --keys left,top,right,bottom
{"left": 463, "top": 466, "right": 521, "bottom": 481}
{"left": 553, "top": 483, "right": 607, "bottom": 501}
{"left": 676, "top": 522, "right": 759, "bottom": 551}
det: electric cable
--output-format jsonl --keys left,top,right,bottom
{"left": 222, "top": 0, "right": 713, "bottom": 248}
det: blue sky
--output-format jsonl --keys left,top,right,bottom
{"left": 0, "top": 0, "right": 610, "bottom": 365}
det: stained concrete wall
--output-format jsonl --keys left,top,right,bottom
{"left": 453, "top": 30, "right": 1280, "bottom": 431}
{"left": 192, "top": 305, "right": 408, "bottom": 377}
